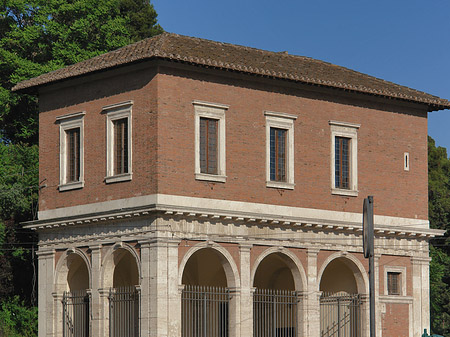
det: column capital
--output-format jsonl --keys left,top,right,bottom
{"left": 411, "top": 256, "right": 432, "bottom": 264}
{"left": 36, "top": 249, "right": 55, "bottom": 258}
{"left": 307, "top": 248, "right": 320, "bottom": 256}
{"left": 239, "top": 243, "right": 253, "bottom": 251}
{"left": 89, "top": 244, "right": 102, "bottom": 251}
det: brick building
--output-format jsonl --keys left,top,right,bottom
{"left": 14, "top": 33, "right": 448, "bottom": 337}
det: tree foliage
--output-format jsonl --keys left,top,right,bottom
{"left": 0, "top": 0, "right": 163, "bottom": 143}
{"left": 428, "top": 136, "right": 450, "bottom": 336}
{"left": 0, "top": 1, "right": 163, "bottom": 335}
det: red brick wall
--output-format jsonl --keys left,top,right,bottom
{"left": 156, "top": 65, "right": 428, "bottom": 220}
{"left": 382, "top": 303, "right": 409, "bottom": 337}
{"left": 39, "top": 64, "right": 159, "bottom": 211}
{"left": 39, "top": 62, "right": 429, "bottom": 220}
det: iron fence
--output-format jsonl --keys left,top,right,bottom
{"left": 109, "top": 286, "right": 140, "bottom": 337}
{"left": 320, "top": 292, "right": 361, "bottom": 337}
{"left": 181, "top": 285, "right": 230, "bottom": 337}
{"left": 253, "top": 288, "right": 299, "bottom": 337}
{"left": 62, "top": 290, "right": 90, "bottom": 337}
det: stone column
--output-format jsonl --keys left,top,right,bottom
{"left": 89, "top": 245, "right": 103, "bottom": 337}
{"left": 139, "top": 240, "right": 151, "bottom": 336}
{"left": 412, "top": 256, "right": 431, "bottom": 335}
{"left": 239, "top": 244, "right": 253, "bottom": 337}
{"left": 306, "top": 248, "right": 320, "bottom": 337}
{"left": 167, "top": 239, "right": 181, "bottom": 337}
{"left": 36, "top": 249, "right": 55, "bottom": 337}
{"left": 149, "top": 238, "right": 169, "bottom": 337}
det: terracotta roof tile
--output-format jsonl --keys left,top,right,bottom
{"left": 13, "top": 32, "right": 450, "bottom": 110}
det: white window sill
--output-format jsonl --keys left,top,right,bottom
{"left": 59, "top": 181, "right": 84, "bottom": 191}
{"left": 105, "top": 173, "right": 132, "bottom": 184}
{"left": 332, "top": 188, "right": 358, "bottom": 197}
{"left": 266, "top": 181, "right": 295, "bottom": 190}
{"left": 195, "top": 173, "right": 226, "bottom": 183}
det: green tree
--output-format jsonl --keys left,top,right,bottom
{"left": 428, "top": 136, "right": 450, "bottom": 336}
{"left": 0, "top": 2, "right": 162, "bottom": 335}
{"left": 0, "top": 0, "right": 163, "bottom": 144}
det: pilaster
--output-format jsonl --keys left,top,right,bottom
{"left": 306, "top": 248, "right": 320, "bottom": 337}
{"left": 36, "top": 249, "right": 55, "bottom": 337}
{"left": 89, "top": 245, "right": 103, "bottom": 337}
{"left": 239, "top": 243, "right": 253, "bottom": 337}
{"left": 148, "top": 237, "right": 169, "bottom": 337}
{"left": 167, "top": 239, "right": 181, "bottom": 337}
{"left": 412, "top": 256, "right": 431, "bottom": 336}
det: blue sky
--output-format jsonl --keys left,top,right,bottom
{"left": 152, "top": 0, "right": 450, "bottom": 152}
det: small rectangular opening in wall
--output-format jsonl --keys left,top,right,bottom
{"left": 404, "top": 152, "right": 410, "bottom": 171}
{"left": 387, "top": 272, "right": 401, "bottom": 295}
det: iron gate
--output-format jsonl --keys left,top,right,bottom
{"left": 181, "top": 285, "right": 230, "bottom": 337}
{"left": 109, "top": 286, "right": 140, "bottom": 337}
{"left": 62, "top": 290, "right": 90, "bottom": 337}
{"left": 253, "top": 289, "right": 299, "bottom": 337}
{"left": 320, "top": 292, "right": 361, "bottom": 337}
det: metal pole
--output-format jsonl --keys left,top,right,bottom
{"left": 364, "top": 195, "right": 376, "bottom": 337}
{"left": 369, "top": 250, "right": 375, "bottom": 337}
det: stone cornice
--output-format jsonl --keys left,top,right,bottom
{"left": 25, "top": 202, "right": 444, "bottom": 240}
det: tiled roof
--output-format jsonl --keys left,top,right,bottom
{"left": 13, "top": 32, "right": 450, "bottom": 110}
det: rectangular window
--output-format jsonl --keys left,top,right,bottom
{"left": 329, "top": 121, "right": 359, "bottom": 196}
{"left": 57, "top": 111, "right": 85, "bottom": 191}
{"left": 270, "top": 128, "right": 287, "bottom": 182}
{"left": 104, "top": 100, "right": 133, "bottom": 184}
{"left": 66, "top": 128, "right": 81, "bottom": 182}
{"left": 199, "top": 117, "right": 218, "bottom": 175}
{"left": 335, "top": 136, "right": 350, "bottom": 189}
{"left": 265, "top": 111, "right": 296, "bottom": 189}
{"left": 194, "top": 101, "right": 227, "bottom": 183}
{"left": 387, "top": 272, "right": 401, "bottom": 295}
{"left": 113, "top": 118, "right": 128, "bottom": 175}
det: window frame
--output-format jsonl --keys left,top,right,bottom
{"left": 103, "top": 101, "right": 133, "bottom": 184}
{"left": 193, "top": 100, "right": 228, "bottom": 183}
{"left": 57, "top": 111, "right": 85, "bottom": 191}
{"left": 329, "top": 120, "right": 360, "bottom": 196}
{"left": 265, "top": 111, "right": 297, "bottom": 190}
{"left": 384, "top": 266, "right": 406, "bottom": 296}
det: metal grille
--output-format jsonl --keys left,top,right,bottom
{"left": 320, "top": 292, "right": 361, "bottom": 337}
{"left": 182, "top": 285, "right": 230, "bottom": 337}
{"left": 253, "top": 289, "right": 298, "bottom": 337}
{"left": 62, "top": 290, "right": 90, "bottom": 337}
{"left": 109, "top": 286, "right": 140, "bottom": 337}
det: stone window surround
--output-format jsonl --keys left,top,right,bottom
{"left": 265, "top": 111, "right": 297, "bottom": 190}
{"left": 57, "top": 111, "right": 85, "bottom": 191}
{"left": 103, "top": 100, "right": 133, "bottom": 184}
{"left": 329, "top": 120, "right": 360, "bottom": 197}
{"left": 193, "top": 100, "right": 228, "bottom": 183}
{"left": 384, "top": 265, "right": 407, "bottom": 296}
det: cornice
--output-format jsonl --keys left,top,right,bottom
{"left": 25, "top": 202, "right": 444, "bottom": 240}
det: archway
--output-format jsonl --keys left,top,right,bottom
{"left": 104, "top": 245, "right": 140, "bottom": 337}
{"left": 55, "top": 250, "right": 91, "bottom": 337}
{"left": 181, "top": 247, "right": 238, "bottom": 337}
{"left": 252, "top": 251, "right": 303, "bottom": 337}
{"left": 319, "top": 256, "right": 366, "bottom": 337}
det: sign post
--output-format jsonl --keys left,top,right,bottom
{"left": 363, "top": 196, "right": 375, "bottom": 337}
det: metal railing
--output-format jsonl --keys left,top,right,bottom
{"left": 320, "top": 292, "right": 361, "bottom": 337}
{"left": 62, "top": 290, "right": 90, "bottom": 337}
{"left": 253, "top": 288, "right": 299, "bottom": 337}
{"left": 109, "top": 286, "right": 140, "bottom": 337}
{"left": 181, "top": 285, "right": 230, "bottom": 337}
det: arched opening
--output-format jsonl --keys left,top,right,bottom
{"left": 319, "top": 257, "right": 363, "bottom": 337}
{"left": 181, "top": 248, "right": 232, "bottom": 337}
{"left": 253, "top": 252, "right": 300, "bottom": 337}
{"left": 108, "top": 247, "right": 140, "bottom": 337}
{"left": 60, "top": 252, "right": 90, "bottom": 337}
